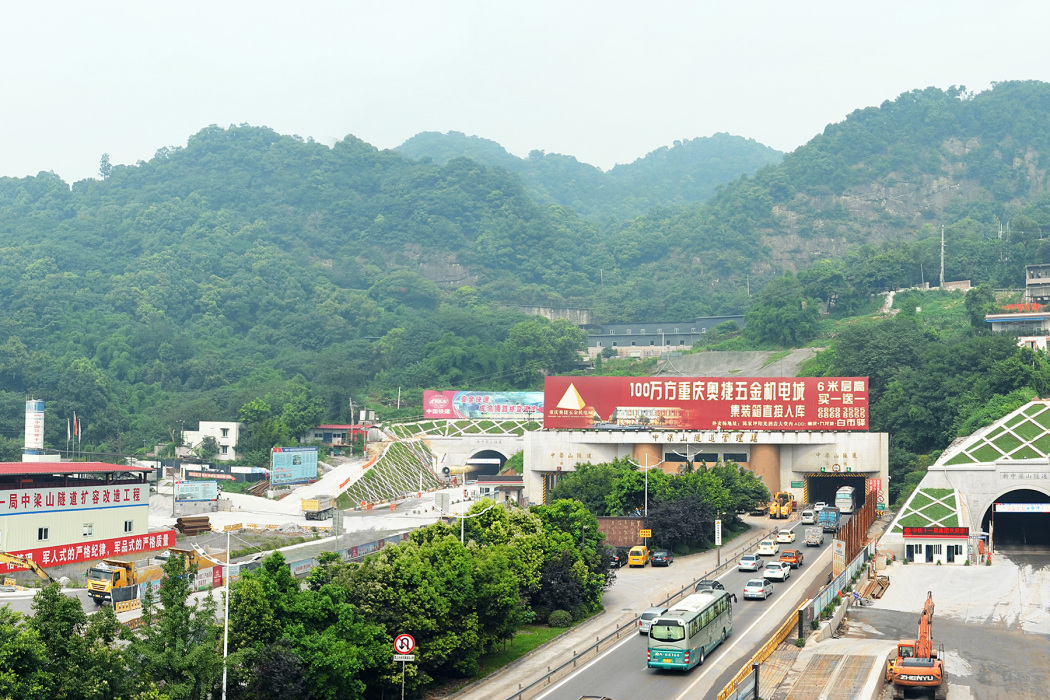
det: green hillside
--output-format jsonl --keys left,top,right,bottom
{"left": 2, "top": 82, "right": 1050, "bottom": 479}
{"left": 396, "top": 131, "right": 783, "bottom": 220}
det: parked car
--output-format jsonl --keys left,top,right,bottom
{"left": 780, "top": 549, "right": 804, "bottom": 568}
{"left": 738, "top": 554, "right": 762, "bottom": 572}
{"left": 609, "top": 549, "right": 626, "bottom": 569}
{"left": 694, "top": 579, "right": 726, "bottom": 593}
{"left": 743, "top": 578, "right": 774, "bottom": 600}
{"left": 651, "top": 550, "right": 674, "bottom": 567}
{"left": 776, "top": 529, "right": 796, "bottom": 543}
{"left": 638, "top": 606, "right": 668, "bottom": 635}
{"left": 628, "top": 545, "right": 651, "bottom": 567}
{"left": 800, "top": 509, "right": 816, "bottom": 525}
{"left": 814, "top": 501, "right": 827, "bottom": 512}
{"left": 762, "top": 561, "right": 791, "bottom": 581}
{"left": 756, "top": 539, "right": 780, "bottom": 556}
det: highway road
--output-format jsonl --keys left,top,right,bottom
{"left": 534, "top": 518, "right": 836, "bottom": 700}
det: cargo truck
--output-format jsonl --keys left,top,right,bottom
{"left": 86, "top": 559, "right": 164, "bottom": 605}
{"left": 804, "top": 527, "right": 825, "bottom": 546}
{"left": 302, "top": 496, "right": 336, "bottom": 520}
{"left": 818, "top": 506, "right": 841, "bottom": 532}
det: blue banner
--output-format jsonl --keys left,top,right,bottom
{"left": 271, "top": 446, "right": 319, "bottom": 485}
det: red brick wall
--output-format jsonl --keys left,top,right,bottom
{"left": 597, "top": 516, "right": 646, "bottom": 547}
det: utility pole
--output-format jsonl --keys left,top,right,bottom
{"left": 940, "top": 224, "right": 945, "bottom": 289}
{"left": 348, "top": 396, "right": 354, "bottom": 457}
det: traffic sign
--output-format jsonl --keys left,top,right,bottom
{"left": 639, "top": 529, "right": 652, "bottom": 538}
{"left": 394, "top": 634, "right": 416, "bottom": 654}
{"left": 715, "top": 519, "right": 722, "bottom": 547}
{"left": 393, "top": 654, "right": 416, "bottom": 662}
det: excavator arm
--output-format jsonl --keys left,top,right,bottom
{"left": 916, "top": 591, "right": 935, "bottom": 658}
{"left": 0, "top": 551, "right": 56, "bottom": 584}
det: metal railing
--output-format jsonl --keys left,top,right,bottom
{"left": 504, "top": 524, "right": 778, "bottom": 700}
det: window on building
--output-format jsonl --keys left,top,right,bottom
{"left": 702, "top": 328, "right": 707, "bottom": 333}
{"left": 640, "top": 328, "right": 645, "bottom": 333}
{"left": 626, "top": 329, "right": 632, "bottom": 334}
{"left": 631, "top": 341, "right": 637, "bottom": 346}
{"left": 932, "top": 544, "right": 942, "bottom": 555}
{"left": 83, "top": 523, "right": 93, "bottom": 537}
{"left": 650, "top": 340, "right": 655, "bottom": 345}
{"left": 696, "top": 453, "right": 719, "bottom": 463}
{"left": 674, "top": 327, "right": 679, "bottom": 333}
{"left": 38, "top": 527, "right": 49, "bottom": 541}
{"left": 679, "top": 340, "right": 686, "bottom": 345}
{"left": 657, "top": 328, "right": 662, "bottom": 333}
{"left": 723, "top": 453, "right": 749, "bottom": 463}
{"left": 221, "top": 428, "right": 229, "bottom": 437}
{"left": 221, "top": 445, "right": 229, "bottom": 454}
{"left": 612, "top": 342, "right": 618, "bottom": 347}
{"left": 596, "top": 341, "right": 602, "bottom": 347}
{"left": 691, "top": 327, "right": 696, "bottom": 333}
{"left": 124, "top": 520, "right": 134, "bottom": 533}
{"left": 608, "top": 329, "right": 615, "bottom": 335}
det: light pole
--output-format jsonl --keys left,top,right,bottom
{"left": 451, "top": 501, "right": 499, "bottom": 544}
{"left": 222, "top": 528, "right": 230, "bottom": 700}
{"left": 348, "top": 396, "right": 354, "bottom": 457}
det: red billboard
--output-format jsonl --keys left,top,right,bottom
{"left": 543, "top": 377, "right": 868, "bottom": 431}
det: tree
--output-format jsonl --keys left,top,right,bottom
{"left": 125, "top": 553, "right": 223, "bottom": 700}
{"left": 99, "top": 153, "right": 112, "bottom": 180}
{"left": 0, "top": 606, "right": 49, "bottom": 700}
{"left": 965, "top": 283, "right": 995, "bottom": 330}
{"left": 192, "top": 435, "right": 220, "bottom": 461}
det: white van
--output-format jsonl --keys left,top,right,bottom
{"left": 800, "top": 509, "right": 816, "bottom": 524}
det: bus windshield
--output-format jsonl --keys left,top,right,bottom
{"left": 649, "top": 622, "right": 685, "bottom": 642}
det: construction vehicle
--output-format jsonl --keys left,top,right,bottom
{"left": 85, "top": 558, "right": 164, "bottom": 606}
{"left": 769, "top": 492, "right": 793, "bottom": 519}
{"left": 0, "top": 551, "right": 56, "bottom": 584}
{"left": 302, "top": 495, "right": 336, "bottom": 520}
{"left": 885, "top": 591, "right": 946, "bottom": 699}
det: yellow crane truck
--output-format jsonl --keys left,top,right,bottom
{"left": 769, "top": 492, "right": 793, "bottom": 519}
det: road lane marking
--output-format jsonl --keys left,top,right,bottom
{"left": 534, "top": 544, "right": 833, "bottom": 700}
{"left": 673, "top": 545, "right": 833, "bottom": 700}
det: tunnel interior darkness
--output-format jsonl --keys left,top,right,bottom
{"left": 804, "top": 475, "right": 869, "bottom": 508}
{"left": 464, "top": 450, "right": 506, "bottom": 478}
{"left": 982, "top": 488, "right": 1050, "bottom": 547}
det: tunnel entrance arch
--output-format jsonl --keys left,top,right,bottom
{"left": 982, "top": 487, "right": 1050, "bottom": 548}
{"left": 464, "top": 449, "right": 508, "bottom": 478}
{"left": 803, "top": 473, "right": 869, "bottom": 508}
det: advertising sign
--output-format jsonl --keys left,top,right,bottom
{"left": 0, "top": 528, "right": 176, "bottom": 572}
{"left": 271, "top": 447, "right": 319, "bottom": 485}
{"left": 902, "top": 527, "right": 969, "bottom": 538}
{"left": 543, "top": 376, "right": 869, "bottom": 431}
{"left": 424, "top": 391, "right": 544, "bottom": 420}
{"left": 715, "top": 519, "right": 722, "bottom": 546}
{"left": 995, "top": 503, "right": 1050, "bottom": 513}
{"left": 175, "top": 480, "right": 218, "bottom": 502}
{"left": 188, "top": 470, "right": 235, "bottom": 481}
{"left": 1, "top": 484, "right": 149, "bottom": 516}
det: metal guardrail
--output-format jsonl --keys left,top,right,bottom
{"left": 504, "top": 523, "right": 779, "bottom": 700}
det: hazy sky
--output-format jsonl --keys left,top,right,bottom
{"left": 3, "top": 2, "right": 1050, "bottom": 184}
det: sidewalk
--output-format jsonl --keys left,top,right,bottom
{"left": 442, "top": 519, "right": 773, "bottom": 700}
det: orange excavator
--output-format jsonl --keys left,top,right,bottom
{"left": 885, "top": 591, "right": 946, "bottom": 699}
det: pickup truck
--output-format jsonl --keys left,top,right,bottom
{"left": 804, "top": 527, "right": 825, "bottom": 546}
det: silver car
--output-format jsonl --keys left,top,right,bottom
{"left": 743, "top": 578, "right": 774, "bottom": 600}
{"left": 638, "top": 606, "right": 668, "bottom": 635}
{"left": 738, "top": 554, "right": 762, "bottom": 571}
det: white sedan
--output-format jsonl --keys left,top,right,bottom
{"left": 776, "top": 529, "right": 796, "bottom": 543}
{"left": 756, "top": 539, "right": 780, "bottom": 556}
{"left": 762, "top": 561, "right": 791, "bottom": 581}
{"left": 814, "top": 502, "right": 827, "bottom": 512}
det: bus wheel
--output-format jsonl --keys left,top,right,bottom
{"left": 721, "top": 628, "right": 726, "bottom": 644}
{"left": 698, "top": 648, "right": 705, "bottom": 666}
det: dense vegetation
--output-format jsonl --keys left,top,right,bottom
{"left": 549, "top": 457, "right": 769, "bottom": 552}
{"left": 2, "top": 81, "right": 1050, "bottom": 486}
{"left": 0, "top": 501, "right": 613, "bottom": 699}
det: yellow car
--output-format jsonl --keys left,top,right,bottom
{"left": 628, "top": 545, "right": 651, "bottom": 567}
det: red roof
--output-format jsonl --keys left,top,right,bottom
{"left": 316, "top": 424, "right": 364, "bottom": 429}
{"left": 0, "top": 462, "right": 151, "bottom": 476}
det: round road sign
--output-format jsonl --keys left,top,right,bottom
{"left": 832, "top": 464, "right": 841, "bottom": 473}
{"left": 394, "top": 634, "right": 416, "bottom": 654}
{"left": 877, "top": 491, "right": 886, "bottom": 503}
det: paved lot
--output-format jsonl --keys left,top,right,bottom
{"left": 773, "top": 547, "right": 1050, "bottom": 699}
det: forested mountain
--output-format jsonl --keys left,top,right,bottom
{"left": 3, "top": 81, "right": 1050, "bottom": 463}
{"left": 395, "top": 131, "right": 782, "bottom": 220}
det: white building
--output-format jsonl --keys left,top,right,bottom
{"left": 178, "top": 421, "right": 241, "bottom": 461}
{"left": 0, "top": 462, "right": 163, "bottom": 572}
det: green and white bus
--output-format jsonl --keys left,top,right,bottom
{"left": 647, "top": 590, "right": 734, "bottom": 670}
